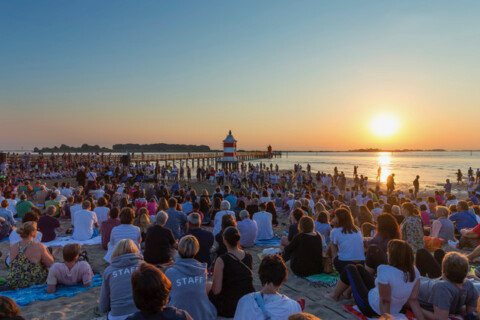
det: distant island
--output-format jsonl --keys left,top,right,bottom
{"left": 34, "top": 143, "right": 211, "bottom": 153}
{"left": 348, "top": 148, "right": 446, "bottom": 152}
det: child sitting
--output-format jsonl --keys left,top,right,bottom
{"left": 46, "top": 244, "right": 94, "bottom": 293}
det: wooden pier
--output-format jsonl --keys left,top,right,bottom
{"left": 3, "top": 151, "right": 282, "bottom": 169}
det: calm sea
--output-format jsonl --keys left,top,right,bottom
{"left": 250, "top": 151, "right": 480, "bottom": 190}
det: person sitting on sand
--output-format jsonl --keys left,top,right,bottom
{"left": 236, "top": 209, "right": 258, "bottom": 248}
{"left": 0, "top": 199, "right": 15, "bottom": 226}
{"left": 144, "top": 211, "right": 177, "bottom": 265}
{"left": 94, "top": 196, "right": 110, "bottom": 226}
{"left": 215, "top": 214, "right": 237, "bottom": 257}
{"left": 37, "top": 205, "right": 62, "bottom": 242}
{"left": 400, "top": 202, "right": 425, "bottom": 252}
{"left": 417, "top": 252, "right": 478, "bottom": 319}
{"left": 364, "top": 213, "right": 401, "bottom": 254}
{"left": 7, "top": 221, "right": 54, "bottom": 289}
{"left": 100, "top": 239, "right": 144, "bottom": 320}
{"left": 327, "top": 240, "right": 424, "bottom": 319}
{"left": 0, "top": 296, "right": 26, "bottom": 320}
{"left": 183, "top": 212, "right": 214, "bottom": 265}
{"left": 165, "top": 235, "right": 217, "bottom": 320}
{"left": 133, "top": 207, "right": 151, "bottom": 241}
{"left": 109, "top": 207, "right": 142, "bottom": 252}
{"left": 234, "top": 255, "right": 302, "bottom": 320}
{"left": 72, "top": 200, "right": 99, "bottom": 241}
{"left": 430, "top": 206, "right": 455, "bottom": 242}
{"left": 212, "top": 200, "right": 236, "bottom": 236}
{"left": 101, "top": 207, "right": 120, "bottom": 250}
{"left": 46, "top": 243, "right": 94, "bottom": 293}
{"left": 329, "top": 208, "right": 365, "bottom": 274}
{"left": 164, "top": 197, "right": 188, "bottom": 240}
{"left": 209, "top": 227, "right": 255, "bottom": 318}
{"left": 253, "top": 202, "right": 274, "bottom": 240}
{"left": 126, "top": 263, "right": 193, "bottom": 320}
{"left": 283, "top": 216, "right": 323, "bottom": 277}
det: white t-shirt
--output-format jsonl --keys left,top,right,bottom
{"left": 233, "top": 293, "right": 301, "bottom": 320}
{"left": 72, "top": 209, "right": 98, "bottom": 241}
{"left": 253, "top": 211, "right": 274, "bottom": 240}
{"left": 94, "top": 206, "right": 110, "bottom": 226}
{"left": 368, "top": 265, "right": 420, "bottom": 315}
{"left": 70, "top": 204, "right": 83, "bottom": 221}
{"left": 7, "top": 199, "right": 17, "bottom": 214}
{"left": 9, "top": 229, "right": 42, "bottom": 244}
{"left": 330, "top": 227, "right": 365, "bottom": 261}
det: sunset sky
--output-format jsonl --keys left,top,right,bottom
{"left": 1, "top": 1, "right": 479, "bottom": 151}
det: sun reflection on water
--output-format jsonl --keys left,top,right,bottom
{"left": 377, "top": 152, "right": 392, "bottom": 183}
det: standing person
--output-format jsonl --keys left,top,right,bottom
{"left": 376, "top": 166, "right": 381, "bottom": 182}
{"left": 99, "top": 239, "right": 144, "bottom": 320}
{"left": 457, "top": 169, "right": 463, "bottom": 185}
{"left": 209, "top": 227, "right": 255, "bottom": 318}
{"left": 413, "top": 175, "right": 420, "bottom": 198}
{"left": 234, "top": 255, "right": 302, "bottom": 320}
{"left": 165, "top": 236, "right": 217, "bottom": 320}
{"left": 386, "top": 174, "right": 395, "bottom": 195}
{"left": 444, "top": 179, "right": 452, "bottom": 194}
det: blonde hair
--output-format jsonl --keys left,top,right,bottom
{"left": 111, "top": 239, "right": 139, "bottom": 261}
{"left": 436, "top": 206, "right": 450, "bottom": 218}
{"left": 178, "top": 235, "right": 199, "bottom": 258}
{"left": 18, "top": 221, "right": 37, "bottom": 239}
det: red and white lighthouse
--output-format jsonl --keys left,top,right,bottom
{"left": 223, "top": 130, "right": 237, "bottom": 162}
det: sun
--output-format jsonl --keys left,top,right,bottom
{"left": 370, "top": 114, "right": 400, "bottom": 138}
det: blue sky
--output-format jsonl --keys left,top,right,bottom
{"left": 1, "top": 1, "right": 479, "bottom": 150}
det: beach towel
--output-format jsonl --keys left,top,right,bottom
{"left": 295, "top": 273, "right": 339, "bottom": 288}
{"left": 343, "top": 305, "right": 462, "bottom": 320}
{"left": 0, "top": 236, "right": 8, "bottom": 243}
{"left": 43, "top": 235, "right": 102, "bottom": 248}
{"left": 1, "top": 274, "right": 102, "bottom": 307}
{"left": 254, "top": 237, "right": 281, "bottom": 246}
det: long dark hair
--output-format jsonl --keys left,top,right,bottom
{"left": 376, "top": 213, "right": 401, "bottom": 240}
{"left": 335, "top": 208, "right": 358, "bottom": 234}
{"left": 388, "top": 240, "right": 415, "bottom": 282}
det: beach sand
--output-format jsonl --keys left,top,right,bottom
{"left": 0, "top": 175, "right": 473, "bottom": 320}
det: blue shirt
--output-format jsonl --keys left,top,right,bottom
{"left": 0, "top": 208, "right": 15, "bottom": 226}
{"left": 184, "top": 228, "right": 214, "bottom": 265}
{"left": 449, "top": 210, "right": 478, "bottom": 232}
{"left": 237, "top": 218, "right": 258, "bottom": 248}
{"left": 164, "top": 208, "right": 187, "bottom": 239}
{"left": 225, "top": 194, "right": 237, "bottom": 209}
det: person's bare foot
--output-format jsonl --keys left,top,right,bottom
{"left": 323, "top": 291, "right": 339, "bottom": 301}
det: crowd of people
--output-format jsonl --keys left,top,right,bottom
{"left": 1, "top": 155, "right": 480, "bottom": 319}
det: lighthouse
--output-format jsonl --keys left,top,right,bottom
{"left": 223, "top": 130, "right": 237, "bottom": 162}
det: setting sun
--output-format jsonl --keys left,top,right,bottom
{"left": 370, "top": 114, "right": 400, "bottom": 138}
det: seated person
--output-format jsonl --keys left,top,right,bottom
{"left": 144, "top": 211, "right": 176, "bottom": 265}
{"left": 7, "top": 222, "right": 54, "bottom": 288}
{"left": 183, "top": 213, "right": 214, "bottom": 266}
{"left": 0, "top": 296, "right": 26, "bottom": 320}
{"left": 253, "top": 202, "right": 274, "bottom": 240}
{"left": 234, "top": 255, "right": 302, "bottom": 320}
{"left": 46, "top": 244, "right": 94, "bottom": 293}
{"left": 165, "top": 236, "right": 217, "bottom": 320}
{"left": 127, "top": 263, "right": 193, "bottom": 320}
{"left": 281, "top": 208, "right": 304, "bottom": 246}
{"left": 283, "top": 216, "right": 323, "bottom": 277}
{"left": 417, "top": 252, "right": 478, "bottom": 319}
{"left": 430, "top": 206, "right": 455, "bottom": 242}
{"left": 236, "top": 210, "right": 258, "bottom": 248}
{"left": 101, "top": 207, "right": 120, "bottom": 250}
{"left": 37, "top": 205, "right": 62, "bottom": 242}
{"left": 215, "top": 214, "right": 237, "bottom": 256}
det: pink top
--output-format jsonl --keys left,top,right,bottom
{"left": 147, "top": 202, "right": 157, "bottom": 216}
{"left": 420, "top": 211, "right": 430, "bottom": 227}
{"left": 47, "top": 261, "right": 93, "bottom": 286}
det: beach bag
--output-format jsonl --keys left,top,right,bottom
{"left": 323, "top": 256, "right": 334, "bottom": 274}
{"left": 423, "top": 236, "right": 444, "bottom": 253}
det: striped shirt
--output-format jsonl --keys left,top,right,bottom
{"left": 110, "top": 224, "right": 141, "bottom": 249}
